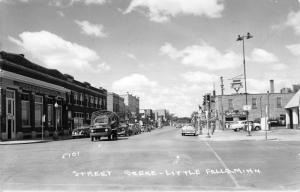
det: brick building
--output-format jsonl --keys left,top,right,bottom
{"left": 0, "top": 51, "right": 107, "bottom": 141}
{"left": 121, "top": 93, "right": 139, "bottom": 122}
{"left": 214, "top": 92, "right": 295, "bottom": 128}
{"left": 107, "top": 92, "right": 125, "bottom": 121}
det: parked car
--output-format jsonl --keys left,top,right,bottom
{"left": 140, "top": 125, "right": 146, "bottom": 132}
{"left": 244, "top": 121, "right": 261, "bottom": 131}
{"left": 128, "top": 124, "right": 140, "bottom": 135}
{"left": 229, "top": 121, "right": 245, "bottom": 132}
{"left": 181, "top": 124, "right": 198, "bottom": 136}
{"left": 72, "top": 125, "right": 90, "bottom": 138}
{"left": 118, "top": 123, "right": 129, "bottom": 136}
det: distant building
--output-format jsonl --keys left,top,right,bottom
{"left": 107, "top": 92, "right": 125, "bottom": 121}
{"left": 153, "top": 109, "right": 170, "bottom": 127}
{"left": 211, "top": 80, "right": 295, "bottom": 129}
{"left": 214, "top": 93, "right": 294, "bottom": 126}
{"left": 139, "top": 109, "right": 154, "bottom": 125}
{"left": 280, "top": 87, "right": 292, "bottom": 94}
{"left": 120, "top": 93, "right": 139, "bottom": 122}
{"left": 0, "top": 51, "right": 107, "bottom": 141}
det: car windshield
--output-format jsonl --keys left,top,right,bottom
{"left": 94, "top": 116, "right": 109, "bottom": 124}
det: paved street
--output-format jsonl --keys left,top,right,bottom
{"left": 1, "top": 126, "right": 300, "bottom": 191}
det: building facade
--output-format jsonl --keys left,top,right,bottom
{"left": 121, "top": 93, "right": 139, "bottom": 122}
{"left": 214, "top": 92, "right": 295, "bottom": 128}
{"left": 107, "top": 92, "right": 125, "bottom": 121}
{"left": 0, "top": 51, "right": 107, "bottom": 141}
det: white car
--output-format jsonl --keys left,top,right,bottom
{"left": 229, "top": 121, "right": 245, "bottom": 132}
{"left": 182, "top": 125, "right": 198, "bottom": 136}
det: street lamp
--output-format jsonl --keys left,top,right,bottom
{"left": 237, "top": 32, "right": 253, "bottom": 136}
{"left": 54, "top": 102, "right": 58, "bottom": 138}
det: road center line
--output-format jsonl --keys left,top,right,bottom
{"left": 204, "top": 141, "right": 241, "bottom": 188}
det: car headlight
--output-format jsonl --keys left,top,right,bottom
{"left": 105, "top": 128, "right": 108, "bottom": 132}
{"left": 90, "top": 129, "right": 94, "bottom": 133}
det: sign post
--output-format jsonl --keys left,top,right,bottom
{"left": 243, "top": 105, "right": 252, "bottom": 136}
{"left": 42, "top": 114, "right": 46, "bottom": 140}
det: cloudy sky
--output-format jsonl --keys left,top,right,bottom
{"left": 1, "top": 0, "right": 300, "bottom": 117}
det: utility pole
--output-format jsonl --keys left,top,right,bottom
{"left": 206, "top": 94, "right": 211, "bottom": 138}
{"left": 266, "top": 91, "right": 270, "bottom": 140}
{"left": 220, "top": 76, "right": 224, "bottom": 130}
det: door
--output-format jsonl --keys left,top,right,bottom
{"left": 6, "top": 90, "right": 16, "bottom": 140}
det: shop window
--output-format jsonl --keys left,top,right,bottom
{"left": 252, "top": 98, "right": 257, "bottom": 109}
{"left": 21, "top": 93, "right": 30, "bottom": 126}
{"left": 34, "top": 95, "right": 43, "bottom": 126}
{"left": 85, "top": 95, "right": 89, "bottom": 107}
{"left": 79, "top": 93, "right": 83, "bottom": 106}
{"left": 48, "top": 104, "right": 53, "bottom": 126}
{"left": 56, "top": 105, "right": 62, "bottom": 127}
{"left": 276, "top": 97, "right": 282, "bottom": 108}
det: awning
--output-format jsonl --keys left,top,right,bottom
{"left": 285, "top": 90, "right": 300, "bottom": 109}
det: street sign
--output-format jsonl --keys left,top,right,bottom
{"left": 243, "top": 105, "right": 251, "bottom": 111}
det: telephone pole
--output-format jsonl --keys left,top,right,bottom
{"left": 220, "top": 76, "right": 224, "bottom": 130}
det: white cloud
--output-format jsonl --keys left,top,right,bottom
{"left": 8, "top": 31, "right": 110, "bottom": 84}
{"left": 286, "top": 44, "right": 300, "bottom": 55}
{"left": 49, "top": 0, "right": 106, "bottom": 7}
{"left": 111, "top": 73, "right": 212, "bottom": 117}
{"left": 112, "top": 74, "right": 157, "bottom": 93}
{"left": 181, "top": 71, "right": 218, "bottom": 84}
{"left": 160, "top": 42, "right": 241, "bottom": 70}
{"left": 286, "top": 10, "right": 300, "bottom": 35}
{"left": 125, "top": 53, "right": 138, "bottom": 61}
{"left": 57, "top": 11, "right": 65, "bottom": 17}
{"left": 124, "top": 0, "right": 224, "bottom": 23}
{"left": 0, "top": 0, "right": 30, "bottom": 3}
{"left": 251, "top": 48, "right": 279, "bottom": 63}
{"left": 75, "top": 20, "right": 107, "bottom": 38}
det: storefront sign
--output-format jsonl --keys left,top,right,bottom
{"left": 14, "top": 81, "right": 65, "bottom": 98}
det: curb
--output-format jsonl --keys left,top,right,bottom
{"left": 0, "top": 140, "right": 52, "bottom": 145}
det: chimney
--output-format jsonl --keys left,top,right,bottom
{"left": 270, "top": 80, "right": 274, "bottom": 93}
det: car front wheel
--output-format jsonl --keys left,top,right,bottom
{"left": 255, "top": 126, "right": 260, "bottom": 131}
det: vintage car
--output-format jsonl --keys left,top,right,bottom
{"left": 90, "top": 110, "right": 119, "bottom": 141}
{"left": 72, "top": 125, "right": 90, "bottom": 138}
{"left": 181, "top": 124, "right": 198, "bottom": 136}
{"left": 128, "top": 124, "right": 140, "bottom": 135}
{"left": 244, "top": 121, "right": 261, "bottom": 131}
{"left": 229, "top": 121, "right": 246, "bottom": 132}
{"left": 118, "top": 123, "right": 129, "bottom": 136}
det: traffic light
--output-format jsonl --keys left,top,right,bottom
{"left": 206, "top": 94, "right": 210, "bottom": 103}
{"left": 203, "top": 95, "right": 206, "bottom": 106}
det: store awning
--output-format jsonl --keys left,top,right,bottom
{"left": 285, "top": 90, "right": 300, "bottom": 109}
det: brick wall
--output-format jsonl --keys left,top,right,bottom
{"left": 215, "top": 92, "right": 295, "bottom": 121}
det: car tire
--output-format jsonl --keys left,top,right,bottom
{"left": 255, "top": 126, "right": 260, "bottom": 131}
{"left": 108, "top": 135, "right": 111, "bottom": 140}
{"left": 234, "top": 129, "right": 237, "bottom": 132}
{"left": 91, "top": 136, "right": 94, "bottom": 142}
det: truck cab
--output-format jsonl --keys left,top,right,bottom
{"left": 90, "top": 110, "right": 119, "bottom": 141}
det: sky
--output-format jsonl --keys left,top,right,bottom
{"left": 1, "top": 0, "right": 300, "bottom": 117}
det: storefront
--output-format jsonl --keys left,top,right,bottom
{"left": 0, "top": 51, "right": 107, "bottom": 140}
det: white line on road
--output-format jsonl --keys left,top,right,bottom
{"left": 204, "top": 141, "right": 241, "bottom": 189}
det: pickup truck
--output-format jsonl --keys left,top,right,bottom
{"left": 90, "top": 110, "right": 119, "bottom": 141}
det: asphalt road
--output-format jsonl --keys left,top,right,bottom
{"left": 1, "top": 126, "right": 300, "bottom": 191}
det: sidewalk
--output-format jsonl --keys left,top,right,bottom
{"left": 0, "top": 135, "right": 72, "bottom": 145}
{"left": 197, "top": 127, "right": 300, "bottom": 141}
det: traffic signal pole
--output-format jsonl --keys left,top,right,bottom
{"left": 206, "top": 94, "right": 211, "bottom": 138}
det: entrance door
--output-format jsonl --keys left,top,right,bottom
{"left": 6, "top": 90, "right": 16, "bottom": 140}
